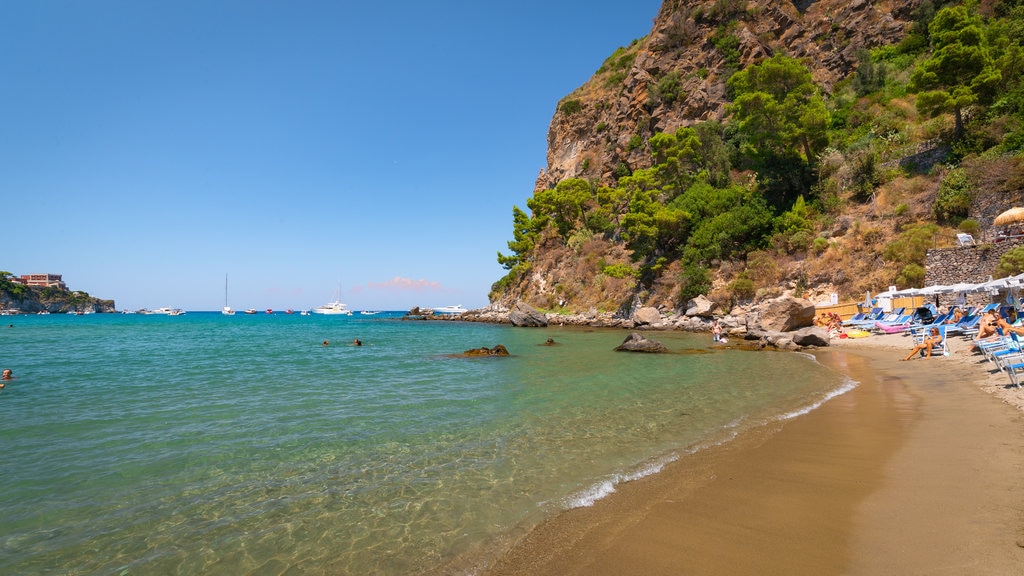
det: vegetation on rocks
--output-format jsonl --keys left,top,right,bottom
{"left": 494, "top": 0, "right": 1024, "bottom": 314}
{"left": 0, "top": 271, "right": 114, "bottom": 313}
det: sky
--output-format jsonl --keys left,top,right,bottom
{"left": 1, "top": 1, "right": 662, "bottom": 312}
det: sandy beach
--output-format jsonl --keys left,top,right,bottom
{"left": 482, "top": 331, "right": 1024, "bottom": 575}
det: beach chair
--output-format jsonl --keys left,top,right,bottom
{"left": 844, "top": 308, "right": 882, "bottom": 327}
{"left": 930, "top": 325, "right": 949, "bottom": 357}
{"left": 992, "top": 333, "right": 1024, "bottom": 371}
{"left": 910, "top": 325, "right": 948, "bottom": 357}
{"left": 946, "top": 314, "right": 980, "bottom": 337}
{"left": 1003, "top": 357, "right": 1024, "bottom": 387}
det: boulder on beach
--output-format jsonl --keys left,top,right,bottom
{"left": 509, "top": 301, "right": 548, "bottom": 327}
{"left": 631, "top": 306, "right": 662, "bottom": 326}
{"left": 756, "top": 296, "right": 816, "bottom": 332}
{"left": 614, "top": 332, "right": 669, "bottom": 353}
{"left": 792, "top": 326, "right": 830, "bottom": 347}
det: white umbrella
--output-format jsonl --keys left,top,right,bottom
{"left": 950, "top": 282, "right": 981, "bottom": 293}
{"left": 980, "top": 277, "right": 1011, "bottom": 291}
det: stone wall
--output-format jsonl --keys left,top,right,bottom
{"left": 925, "top": 237, "right": 1024, "bottom": 308}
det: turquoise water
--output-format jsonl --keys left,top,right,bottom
{"left": 0, "top": 313, "right": 849, "bottom": 575}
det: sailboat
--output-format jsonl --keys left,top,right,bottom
{"left": 222, "top": 274, "right": 235, "bottom": 315}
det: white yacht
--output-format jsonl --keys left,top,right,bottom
{"left": 434, "top": 305, "right": 468, "bottom": 314}
{"left": 312, "top": 301, "right": 352, "bottom": 315}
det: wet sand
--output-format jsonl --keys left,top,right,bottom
{"left": 482, "top": 333, "right": 1024, "bottom": 575}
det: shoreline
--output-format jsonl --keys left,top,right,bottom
{"left": 477, "top": 331, "right": 1024, "bottom": 575}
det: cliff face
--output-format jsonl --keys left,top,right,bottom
{"left": 535, "top": 0, "right": 922, "bottom": 191}
{"left": 0, "top": 288, "right": 116, "bottom": 314}
{"left": 496, "top": 0, "right": 933, "bottom": 313}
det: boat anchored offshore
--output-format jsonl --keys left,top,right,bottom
{"left": 434, "top": 305, "right": 467, "bottom": 314}
{"left": 313, "top": 284, "right": 353, "bottom": 315}
{"left": 312, "top": 301, "right": 352, "bottom": 315}
{"left": 222, "top": 274, "right": 235, "bottom": 315}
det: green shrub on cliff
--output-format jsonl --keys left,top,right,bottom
{"left": 997, "top": 245, "right": 1024, "bottom": 277}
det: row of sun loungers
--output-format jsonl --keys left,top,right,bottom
{"left": 928, "top": 304, "right": 1024, "bottom": 388}
{"left": 850, "top": 301, "right": 1024, "bottom": 387}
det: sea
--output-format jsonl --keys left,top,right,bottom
{"left": 0, "top": 311, "right": 853, "bottom": 575}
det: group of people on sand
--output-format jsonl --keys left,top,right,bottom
{"left": 971, "top": 307, "right": 1024, "bottom": 343}
{"left": 814, "top": 311, "right": 845, "bottom": 337}
{"left": 901, "top": 305, "right": 1024, "bottom": 360}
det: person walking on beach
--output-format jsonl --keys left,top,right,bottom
{"left": 903, "top": 327, "right": 942, "bottom": 360}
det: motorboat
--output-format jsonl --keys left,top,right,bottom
{"left": 434, "top": 305, "right": 468, "bottom": 314}
{"left": 359, "top": 310, "right": 379, "bottom": 315}
{"left": 244, "top": 309, "right": 258, "bottom": 315}
{"left": 152, "top": 307, "right": 185, "bottom": 315}
{"left": 312, "top": 301, "right": 352, "bottom": 315}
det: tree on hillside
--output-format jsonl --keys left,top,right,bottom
{"left": 909, "top": 2, "right": 1001, "bottom": 139}
{"left": 526, "top": 178, "right": 594, "bottom": 238}
{"left": 726, "top": 54, "right": 830, "bottom": 165}
{"left": 496, "top": 206, "right": 537, "bottom": 271}
{"left": 726, "top": 54, "right": 829, "bottom": 209}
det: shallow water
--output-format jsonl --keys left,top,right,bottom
{"left": 0, "top": 313, "right": 847, "bottom": 574}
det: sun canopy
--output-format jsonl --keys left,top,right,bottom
{"left": 994, "top": 207, "right": 1024, "bottom": 226}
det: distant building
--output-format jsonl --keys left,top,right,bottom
{"left": 19, "top": 273, "right": 67, "bottom": 289}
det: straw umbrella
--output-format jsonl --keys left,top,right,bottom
{"left": 993, "top": 207, "right": 1024, "bottom": 226}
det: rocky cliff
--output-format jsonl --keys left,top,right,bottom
{"left": 535, "top": 0, "right": 922, "bottom": 191}
{"left": 0, "top": 286, "right": 116, "bottom": 314}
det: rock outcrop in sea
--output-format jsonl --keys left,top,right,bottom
{"left": 450, "top": 293, "right": 827, "bottom": 350}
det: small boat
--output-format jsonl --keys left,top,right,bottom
{"left": 285, "top": 309, "right": 294, "bottom": 314}
{"left": 300, "top": 310, "right": 310, "bottom": 316}
{"left": 434, "top": 305, "right": 468, "bottom": 314}
{"left": 359, "top": 310, "right": 379, "bottom": 315}
{"left": 152, "top": 307, "right": 184, "bottom": 315}
{"left": 266, "top": 309, "right": 273, "bottom": 314}
{"left": 244, "top": 309, "right": 258, "bottom": 315}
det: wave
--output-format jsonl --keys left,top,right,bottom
{"left": 562, "top": 453, "right": 679, "bottom": 509}
{"left": 779, "top": 375, "right": 859, "bottom": 421}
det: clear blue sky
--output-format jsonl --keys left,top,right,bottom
{"left": 2, "top": 1, "right": 661, "bottom": 311}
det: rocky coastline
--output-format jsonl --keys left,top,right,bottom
{"left": 407, "top": 293, "right": 831, "bottom": 351}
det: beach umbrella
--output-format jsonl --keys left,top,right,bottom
{"left": 951, "top": 282, "right": 981, "bottom": 293}
{"left": 994, "top": 207, "right": 1024, "bottom": 226}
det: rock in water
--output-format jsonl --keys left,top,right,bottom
{"left": 614, "top": 332, "right": 669, "bottom": 353}
{"left": 461, "top": 345, "right": 510, "bottom": 357}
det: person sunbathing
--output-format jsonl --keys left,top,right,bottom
{"left": 903, "top": 327, "right": 942, "bottom": 360}
{"left": 973, "top": 310, "right": 1001, "bottom": 341}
